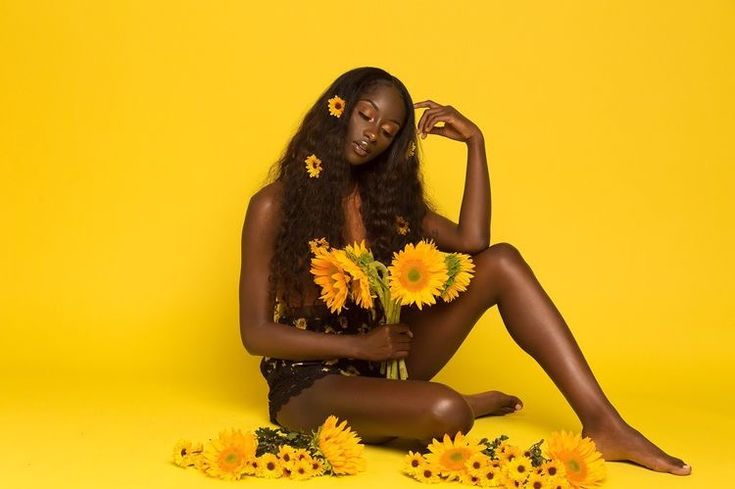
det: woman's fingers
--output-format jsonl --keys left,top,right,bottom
{"left": 423, "top": 109, "right": 451, "bottom": 138}
{"left": 415, "top": 100, "right": 444, "bottom": 135}
{"left": 414, "top": 99, "right": 442, "bottom": 109}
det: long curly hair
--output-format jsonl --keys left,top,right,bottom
{"left": 265, "top": 67, "right": 435, "bottom": 309}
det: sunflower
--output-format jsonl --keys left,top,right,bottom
{"left": 545, "top": 431, "right": 606, "bottom": 488}
{"left": 308, "top": 237, "right": 330, "bottom": 254}
{"left": 540, "top": 459, "right": 567, "bottom": 479}
{"left": 388, "top": 240, "right": 448, "bottom": 310}
{"left": 309, "top": 457, "right": 326, "bottom": 476}
{"left": 479, "top": 463, "right": 503, "bottom": 487}
{"left": 497, "top": 442, "right": 522, "bottom": 464}
{"left": 441, "top": 252, "right": 475, "bottom": 302}
{"left": 315, "top": 416, "right": 364, "bottom": 474}
{"left": 290, "top": 458, "right": 315, "bottom": 480}
{"left": 403, "top": 450, "right": 425, "bottom": 475}
{"left": 406, "top": 140, "right": 416, "bottom": 158}
{"left": 527, "top": 471, "right": 553, "bottom": 489}
{"left": 244, "top": 456, "right": 259, "bottom": 476}
{"left": 338, "top": 241, "right": 374, "bottom": 309}
{"left": 504, "top": 455, "right": 533, "bottom": 482}
{"left": 466, "top": 452, "right": 491, "bottom": 476}
{"left": 424, "top": 432, "right": 485, "bottom": 481}
{"left": 172, "top": 440, "right": 203, "bottom": 467}
{"left": 254, "top": 453, "right": 282, "bottom": 478}
{"left": 459, "top": 470, "right": 483, "bottom": 486}
{"left": 305, "top": 153, "right": 323, "bottom": 178}
{"left": 395, "top": 215, "right": 410, "bottom": 236}
{"left": 201, "top": 429, "right": 257, "bottom": 480}
{"left": 277, "top": 445, "right": 296, "bottom": 468}
{"left": 310, "top": 249, "right": 351, "bottom": 314}
{"left": 327, "top": 95, "right": 346, "bottom": 118}
{"left": 316, "top": 415, "right": 366, "bottom": 475}
{"left": 414, "top": 461, "right": 442, "bottom": 483}
{"left": 291, "top": 448, "right": 313, "bottom": 463}
{"left": 293, "top": 317, "right": 308, "bottom": 330}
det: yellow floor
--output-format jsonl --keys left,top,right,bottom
{"left": 3, "top": 373, "right": 728, "bottom": 488}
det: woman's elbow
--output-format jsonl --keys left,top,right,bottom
{"left": 465, "top": 235, "right": 490, "bottom": 254}
{"left": 240, "top": 322, "right": 263, "bottom": 356}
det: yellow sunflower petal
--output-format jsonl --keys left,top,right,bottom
{"left": 545, "top": 431, "right": 606, "bottom": 488}
{"left": 335, "top": 245, "right": 374, "bottom": 309}
{"left": 310, "top": 250, "right": 350, "bottom": 313}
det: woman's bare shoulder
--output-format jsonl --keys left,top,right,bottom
{"left": 247, "top": 181, "right": 284, "bottom": 216}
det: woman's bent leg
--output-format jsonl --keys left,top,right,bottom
{"left": 401, "top": 242, "right": 690, "bottom": 475}
{"left": 276, "top": 374, "right": 473, "bottom": 446}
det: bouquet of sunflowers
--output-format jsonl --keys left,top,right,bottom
{"left": 403, "top": 430, "right": 606, "bottom": 488}
{"left": 309, "top": 238, "right": 475, "bottom": 380}
{"left": 172, "top": 415, "right": 365, "bottom": 481}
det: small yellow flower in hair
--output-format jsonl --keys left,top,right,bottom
{"left": 395, "top": 215, "right": 410, "bottom": 236}
{"left": 406, "top": 140, "right": 416, "bottom": 158}
{"left": 305, "top": 154, "right": 323, "bottom": 178}
{"left": 327, "top": 95, "right": 346, "bottom": 118}
{"left": 308, "top": 237, "right": 330, "bottom": 254}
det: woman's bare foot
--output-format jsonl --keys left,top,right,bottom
{"left": 463, "top": 390, "right": 523, "bottom": 418}
{"left": 582, "top": 418, "right": 691, "bottom": 475}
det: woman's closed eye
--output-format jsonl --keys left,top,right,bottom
{"left": 360, "top": 112, "right": 395, "bottom": 137}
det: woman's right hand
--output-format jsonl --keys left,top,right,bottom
{"left": 355, "top": 323, "right": 413, "bottom": 362}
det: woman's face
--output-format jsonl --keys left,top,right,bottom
{"left": 343, "top": 84, "right": 407, "bottom": 166}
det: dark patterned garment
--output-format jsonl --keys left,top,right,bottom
{"left": 260, "top": 298, "right": 385, "bottom": 425}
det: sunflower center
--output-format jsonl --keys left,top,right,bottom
{"left": 221, "top": 450, "right": 241, "bottom": 468}
{"left": 407, "top": 267, "right": 421, "bottom": 282}
{"left": 568, "top": 459, "right": 580, "bottom": 473}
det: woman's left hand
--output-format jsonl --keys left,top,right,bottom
{"left": 414, "top": 100, "right": 482, "bottom": 143}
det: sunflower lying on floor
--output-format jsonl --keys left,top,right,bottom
{"left": 172, "top": 415, "right": 364, "bottom": 480}
{"left": 403, "top": 431, "right": 606, "bottom": 488}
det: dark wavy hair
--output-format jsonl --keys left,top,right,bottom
{"left": 265, "top": 67, "right": 435, "bottom": 308}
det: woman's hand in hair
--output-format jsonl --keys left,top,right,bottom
{"left": 414, "top": 100, "right": 482, "bottom": 144}
{"left": 353, "top": 323, "right": 413, "bottom": 362}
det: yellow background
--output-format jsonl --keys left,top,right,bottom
{"left": 1, "top": 1, "right": 732, "bottom": 487}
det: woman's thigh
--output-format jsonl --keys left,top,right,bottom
{"left": 402, "top": 243, "right": 527, "bottom": 381}
{"left": 276, "top": 374, "right": 474, "bottom": 444}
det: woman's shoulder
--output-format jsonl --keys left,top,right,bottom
{"left": 244, "top": 181, "right": 285, "bottom": 232}
{"left": 248, "top": 181, "right": 284, "bottom": 215}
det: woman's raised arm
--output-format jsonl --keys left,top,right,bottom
{"left": 415, "top": 100, "right": 491, "bottom": 254}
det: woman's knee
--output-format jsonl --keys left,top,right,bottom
{"left": 477, "top": 242, "right": 526, "bottom": 274}
{"left": 419, "top": 385, "right": 474, "bottom": 440}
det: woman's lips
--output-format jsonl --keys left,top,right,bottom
{"left": 352, "top": 141, "right": 369, "bottom": 156}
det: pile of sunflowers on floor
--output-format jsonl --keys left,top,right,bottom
{"left": 172, "top": 415, "right": 606, "bottom": 487}
{"left": 172, "top": 415, "right": 364, "bottom": 480}
{"left": 403, "top": 430, "right": 605, "bottom": 488}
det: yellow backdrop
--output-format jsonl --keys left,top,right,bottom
{"left": 1, "top": 1, "right": 732, "bottom": 487}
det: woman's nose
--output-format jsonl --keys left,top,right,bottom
{"left": 363, "top": 127, "right": 377, "bottom": 142}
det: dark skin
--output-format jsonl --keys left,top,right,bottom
{"left": 240, "top": 84, "right": 691, "bottom": 475}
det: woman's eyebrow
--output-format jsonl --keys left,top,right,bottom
{"left": 358, "top": 98, "right": 402, "bottom": 126}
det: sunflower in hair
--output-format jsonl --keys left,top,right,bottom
{"left": 305, "top": 154, "right": 323, "bottom": 178}
{"left": 327, "top": 95, "right": 346, "bottom": 118}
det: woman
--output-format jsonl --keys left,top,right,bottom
{"left": 239, "top": 67, "right": 690, "bottom": 475}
